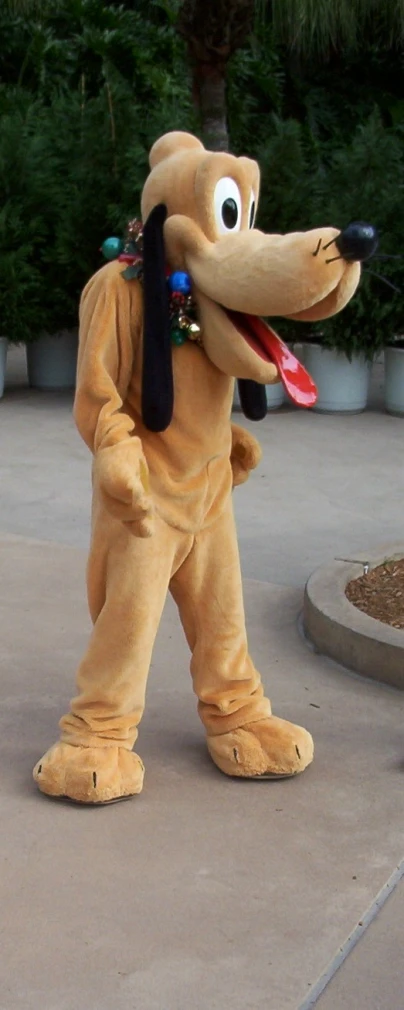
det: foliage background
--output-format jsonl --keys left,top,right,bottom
{"left": 0, "top": 0, "right": 403, "bottom": 354}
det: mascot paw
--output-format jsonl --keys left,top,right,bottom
{"left": 33, "top": 742, "right": 145, "bottom": 804}
{"left": 230, "top": 423, "right": 262, "bottom": 487}
{"left": 207, "top": 716, "right": 313, "bottom": 779}
{"left": 94, "top": 442, "right": 154, "bottom": 537}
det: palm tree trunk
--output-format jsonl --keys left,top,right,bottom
{"left": 192, "top": 62, "right": 229, "bottom": 151}
{"left": 177, "top": 0, "right": 255, "bottom": 152}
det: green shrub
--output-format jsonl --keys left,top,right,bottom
{"left": 254, "top": 110, "right": 404, "bottom": 357}
{"left": 309, "top": 111, "right": 404, "bottom": 358}
{"left": 0, "top": 0, "right": 403, "bottom": 352}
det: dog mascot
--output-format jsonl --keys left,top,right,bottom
{"left": 33, "top": 131, "right": 376, "bottom": 803}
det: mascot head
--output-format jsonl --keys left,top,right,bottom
{"left": 125, "top": 131, "right": 377, "bottom": 430}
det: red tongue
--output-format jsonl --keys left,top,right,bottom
{"left": 238, "top": 313, "right": 317, "bottom": 408}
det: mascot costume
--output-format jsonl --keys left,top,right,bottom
{"left": 33, "top": 131, "right": 377, "bottom": 804}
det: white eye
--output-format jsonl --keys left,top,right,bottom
{"left": 248, "top": 191, "right": 256, "bottom": 228}
{"left": 214, "top": 177, "right": 242, "bottom": 235}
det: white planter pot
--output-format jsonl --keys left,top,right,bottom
{"left": 0, "top": 337, "right": 8, "bottom": 399}
{"left": 26, "top": 329, "right": 78, "bottom": 390}
{"left": 384, "top": 344, "right": 404, "bottom": 416}
{"left": 265, "top": 381, "right": 285, "bottom": 409}
{"left": 303, "top": 343, "right": 371, "bottom": 414}
{"left": 289, "top": 342, "right": 305, "bottom": 364}
{"left": 233, "top": 380, "right": 284, "bottom": 412}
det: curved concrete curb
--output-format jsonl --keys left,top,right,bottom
{"left": 304, "top": 544, "right": 404, "bottom": 689}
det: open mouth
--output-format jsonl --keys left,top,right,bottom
{"left": 226, "top": 310, "right": 281, "bottom": 364}
{"left": 225, "top": 310, "right": 318, "bottom": 408}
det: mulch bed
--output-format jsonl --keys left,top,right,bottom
{"left": 346, "top": 558, "right": 404, "bottom": 630}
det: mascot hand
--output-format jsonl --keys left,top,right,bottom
{"left": 94, "top": 440, "right": 154, "bottom": 538}
{"left": 230, "top": 423, "right": 262, "bottom": 487}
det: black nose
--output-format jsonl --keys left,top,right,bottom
{"left": 335, "top": 222, "right": 379, "bottom": 262}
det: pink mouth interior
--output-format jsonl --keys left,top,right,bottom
{"left": 226, "top": 310, "right": 318, "bottom": 408}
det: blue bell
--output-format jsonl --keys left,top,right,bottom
{"left": 168, "top": 271, "right": 192, "bottom": 295}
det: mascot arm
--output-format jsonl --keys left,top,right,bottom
{"left": 74, "top": 266, "right": 154, "bottom": 538}
{"left": 230, "top": 423, "right": 262, "bottom": 487}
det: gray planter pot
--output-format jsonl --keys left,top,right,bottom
{"left": 384, "top": 345, "right": 404, "bottom": 417}
{"left": 303, "top": 343, "right": 371, "bottom": 414}
{"left": 232, "top": 380, "right": 284, "bottom": 412}
{"left": 26, "top": 330, "right": 78, "bottom": 390}
{"left": 0, "top": 337, "right": 8, "bottom": 399}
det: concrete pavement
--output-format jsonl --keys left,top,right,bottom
{"left": 316, "top": 878, "right": 404, "bottom": 1009}
{"left": 0, "top": 346, "right": 403, "bottom": 1010}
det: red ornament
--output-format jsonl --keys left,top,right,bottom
{"left": 118, "top": 253, "right": 142, "bottom": 265}
{"left": 171, "top": 292, "right": 186, "bottom": 307}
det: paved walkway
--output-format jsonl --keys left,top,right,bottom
{"left": 0, "top": 346, "right": 403, "bottom": 1010}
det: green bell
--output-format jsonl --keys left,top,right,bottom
{"left": 171, "top": 328, "right": 187, "bottom": 346}
{"left": 101, "top": 236, "right": 123, "bottom": 260}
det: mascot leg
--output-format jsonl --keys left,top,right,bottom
{"left": 33, "top": 508, "right": 192, "bottom": 804}
{"left": 170, "top": 503, "right": 314, "bottom": 779}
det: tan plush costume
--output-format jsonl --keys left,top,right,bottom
{"left": 34, "top": 131, "right": 363, "bottom": 804}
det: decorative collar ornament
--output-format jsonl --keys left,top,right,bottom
{"left": 101, "top": 219, "right": 202, "bottom": 348}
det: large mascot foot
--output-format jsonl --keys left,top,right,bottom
{"left": 33, "top": 742, "right": 145, "bottom": 804}
{"left": 207, "top": 716, "right": 314, "bottom": 779}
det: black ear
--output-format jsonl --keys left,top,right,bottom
{"left": 141, "top": 203, "right": 174, "bottom": 432}
{"left": 237, "top": 380, "right": 267, "bottom": 421}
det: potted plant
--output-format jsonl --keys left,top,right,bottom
{"left": 300, "top": 220, "right": 404, "bottom": 417}
{"left": 380, "top": 257, "right": 404, "bottom": 417}
{"left": 25, "top": 329, "right": 79, "bottom": 391}
{"left": 0, "top": 335, "right": 7, "bottom": 399}
{"left": 0, "top": 93, "right": 48, "bottom": 395}
{"left": 0, "top": 246, "right": 46, "bottom": 396}
{"left": 0, "top": 2, "right": 194, "bottom": 388}
{"left": 299, "top": 275, "right": 391, "bottom": 413}
{"left": 384, "top": 338, "right": 404, "bottom": 416}
{"left": 21, "top": 94, "right": 90, "bottom": 390}
{"left": 302, "top": 340, "right": 372, "bottom": 414}
{"left": 384, "top": 330, "right": 404, "bottom": 418}
{"left": 0, "top": 91, "right": 78, "bottom": 390}
{"left": 24, "top": 264, "right": 80, "bottom": 392}
{"left": 21, "top": 76, "right": 183, "bottom": 389}
{"left": 294, "top": 110, "right": 404, "bottom": 412}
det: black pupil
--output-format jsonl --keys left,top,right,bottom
{"left": 249, "top": 201, "right": 255, "bottom": 228}
{"left": 222, "top": 198, "right": 238, "bottom": 229}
